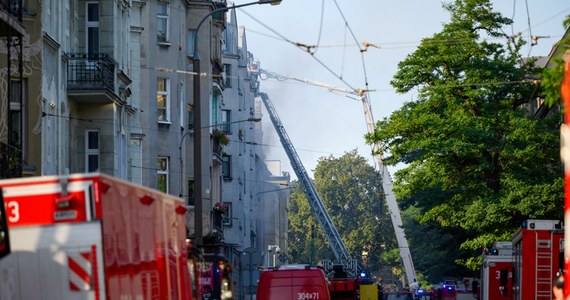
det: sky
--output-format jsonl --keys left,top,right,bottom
{"left": 235, "top": 0, "right": 570, "bottom": 180}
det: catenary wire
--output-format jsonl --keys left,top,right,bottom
{"left": 311, "top": 0, "right": 326, "bottom": 56}
{"left": 524, "top": 0, "right": 534, "bottom": 58}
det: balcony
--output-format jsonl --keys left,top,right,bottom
{"left": 212, "top": 136, "right": 223, "bottom": 165}
{"left": 0, "top": 141, "right": 21, "bottom": 179}
{"left": 212, "top": 128, "right": 228, "bottom": 163}
{"left": 213, "top": 210, "right": 224, "bottom": 232}
{"left": 0, "top": 0, "right": 25, "bottom": 37}
{"left": 66, "top": 53, "right": 120, "bottom": 103}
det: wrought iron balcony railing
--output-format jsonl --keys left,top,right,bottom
{"left": 67, "top": 53, "right": 115, "bottom": 91}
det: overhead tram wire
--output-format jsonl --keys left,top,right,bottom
{"left": 241, "top": 3, "right": 566, "bottom": 107}
{"left": 331, "top": 0, "right": 371, "bottom": 91}
{"left": 239, "top": 9, "right": 358, "bottom": 91}
{"left": 524, "top": 0, "right": 534, "bottom": 57}
{"left": 311, "top": 0, "right": 326, "bottom": 56}
{"left": 238, "top": 9, "right": 297, "bottom": 46}
{"left": 244, "top": 28, "right": 565, "bottom": 51}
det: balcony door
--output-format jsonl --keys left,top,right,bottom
{"left": 85, "top": 2, "right": 99, "bottom": 58}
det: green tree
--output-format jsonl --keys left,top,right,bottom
{"left": 541, "top": 16, "right": 570, "bottom": 107}
{"left": 366, "top": 0, "right": 563, "bottom": 273}
{"left": 287, "top": 150, "right": 399, "bottom": 275}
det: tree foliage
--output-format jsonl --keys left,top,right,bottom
{"left": 542, "top": 16, "right": 570, "bottom": 107}
{"left": 287, "top": 150, "right": 398, "bottom": 275}
{"left": 366, "top": 0, "right": 563, "bottom": 274}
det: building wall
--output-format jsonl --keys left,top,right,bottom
{"left": 139, "top": 0, "right": 189, "bottom": 193}
{"left": 41, "top": 1, "right": 73, "bottom": 176}
{"left": 129, "top": 1, "right": 145, "bottom": 185}
{"left": 221, "top": 9, "right": 246, "bottom": 248}
{"left": 0, "top": 0, "right": 42, "bottom": 176}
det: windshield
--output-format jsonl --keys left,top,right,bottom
{"left": 386, "top": 294, "right": 413, "bottom": 300}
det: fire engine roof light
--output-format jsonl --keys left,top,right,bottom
{"left": 139, "top": 195, "right": 154, "bottom": 205}
{"left": 521, "top": 220, "right": 527, "bottom": 228}
{"left": 175, "top": 205, "right": 188, "bottom": 215}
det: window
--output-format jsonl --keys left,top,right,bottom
{"left": 86, "top": 2, "right": 99, "bottom": 56}
{"left": 157, "top": 157, "right": 169, "bottom": 193}
{"left": 11, "top": 0, "right": 30, "bottom": 15}
{"left": 187, "top": 179, "right": 195, "bottom": 206}
{"left": 224, "top": 24, "right": 233, "bottom": 54}
{"left": 85, "top": 130, "right": 100, "bottom": 172}
{"left": 223, "top": 64, "right": 231, "bottom": 87}
{"left": 223, "top": 202, "right": 232, "bottom": 226}
{"left": 210, "top": 91, "right": 221, "bottom": 127}
{"left": 220, "top": 110, "right": 230, "bottom": 132}
{"left": 157, "top": 77, "right": 170, "bottom": 122}
{"left": 187, "top": 30, "right": 196, "bottom": 57}
{"left": 222, "top": 155, "right": 231, "bottom": 180}
{"left": 157, "top": 2, "right": 169, "bottom": 43}
{"left": 9, "top": 80, "right": 23, "bottom": 149}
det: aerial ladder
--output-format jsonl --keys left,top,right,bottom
{"left": 256, "top": 91, "right": 359, "bottom": 277}
{"left": 258, "top": 69, "right": 419, "bottom": 290}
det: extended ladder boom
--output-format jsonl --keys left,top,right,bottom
{"left": 259, "top": 69, "right": 418, "bottom": 289}
{"left": 257, "top": 92, "right": 358, "bottom": 276}
{"left": 360, "top": 93, "right": 418, "bottom": 290}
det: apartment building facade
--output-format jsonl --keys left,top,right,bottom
{"left": 0, "top": 0, "right": 39, "bottom": 178}
{"left": 1, "top": 1, "right": 289, "bottom": 297}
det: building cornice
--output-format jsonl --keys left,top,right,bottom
{"left": 43, "top": 32, "right": 60, "bottom": 51}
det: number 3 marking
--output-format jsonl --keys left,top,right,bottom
{"left": 7, "top": 201, "right": 20, "bottom": 223}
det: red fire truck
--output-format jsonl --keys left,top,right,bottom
{"left": 256, "top": 264, "right": 331, "bottom": 300}
{"left": 0, "top": 173, "right": 196, "bottom": 300}
{"left": 478, "top": 241, "right": 513, "bottom": 300}
{"left": 512, "top": 219, "right": 563, "bottom": 300}
{"left": 561, "top": 50, "right": 570, "bottom": 300}
{"left": 477, "top": 219, "right": 563, "bottom": 300}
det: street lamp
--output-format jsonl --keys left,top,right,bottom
{"left": 192, "top": 0, "right": 281, "bottom": 248}
{"left": 267, "top": 244, "right": 281, "bottom": 267}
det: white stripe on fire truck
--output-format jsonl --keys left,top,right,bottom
{"left": 68, "top": 251, "right": 92, "bottom": 291}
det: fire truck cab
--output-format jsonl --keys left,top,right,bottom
{"left": 256, "top": 264, "right": 331, "bottom": 300}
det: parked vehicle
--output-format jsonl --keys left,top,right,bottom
{"left": 256, "top": 264, "right": 331, "bottom": 300}
{"left": 512, "top": 219, "right": 563, "bottom": 300}
{"left": 478, "top": 241, "right": 513, "bottom": 300}
{"left": 383, "top": 290, "right": 414, "bottom": 300}
{"left": 0, "top": 173, "right": 195, "bottom": 300}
